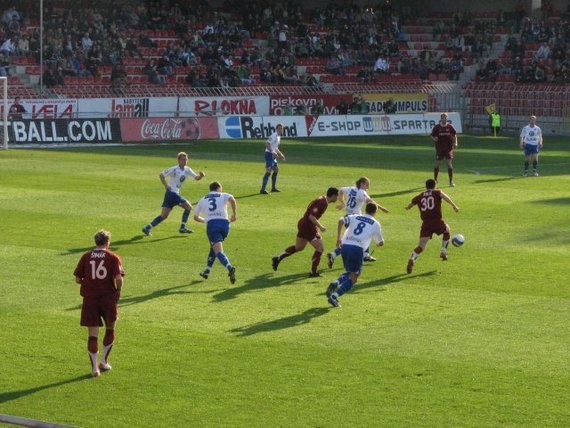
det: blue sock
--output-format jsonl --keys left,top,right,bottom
{"left": 337, "top": 278, "right": 353, "bottom": 296}
{"left": 334, "top": 247, "right": 342, "bottom": 256}
{"left": 261, "top": 173, "right": 270, "bottom": 191}
{"left": 333, "top": 272, "right": 349, "bottom": 285}
{"left": 206, "top": 249, "right": 216, "bottom": 268}
{"left": 524, "top": 161, "right": 529, "bottom": 171}
{"left": 271, "top": 172, "right": 278, "bottom": 189}
{"left": 216, "top": 252, "right": 232, "bottom": 270}
{"left": 150, "top": 215, "right": 163, "bottom": 227}
{"left": 181, "top": 209, "right": 190, "bottom": 227}
{"left": 532, "top": 160, "right": 538, "bottom": 171}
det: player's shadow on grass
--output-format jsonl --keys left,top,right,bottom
{"left": 229, "top": 307, "right": 330, "bottom": 337}
{"left": 0, "top": 374, "right": 92, "bottom": 404}
{"left": 370, "top": 187, "right": 424, "bottom": 198}
{"left": 472, "top": 177, "right": 517, "bottom": 184}
{"left": 352, "top": 270, "right": 438, "bottom": 294}
{"left": 62, "top": 235, "right": 186, "bottom": 255}
{"left": 212, "top": 272, "right": 309, "bottom": 302}
{"left": 531, "top": 197, "right": 570, "bottom": 205}
{"left": 234, "top": 192, "right": 266, "bottom": 200}
{"left": 65, "top": 281, "right": 204, "bottom": 311}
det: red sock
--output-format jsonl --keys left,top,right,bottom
{"left": 279, "top": 245, "right": 297, "bottom": 260}
{"left": 103, "top": 329, "right": 115, "bottom": 346}
{"left": 311, "top": 251, "right": 322, "bottom": 273}
{"left": 102, "top": 329, "right": 115, "bottom": 363}
{"left": 88, "top": 336, "right": 98, "bottom": 353}
{"left": 448, "top": 167, "right": 453, "bottom": 180}
{"left": 434, "top": 168, "right": 439, "bottom": 181}
{"left": 414, "top": 246, "right": 423, "bottom": 254}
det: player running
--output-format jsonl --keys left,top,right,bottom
{"left": 405, "top": 179, "right": 459, "bottom": 273}
{"left": 431, "top": 112, "right": 458, "bottom": 187}
{"left": 272, "top": 187, "right": 339, "bottom": 277}
{"left": 260, "top": 123, "right": 286, "bottom": 194}
{"left": 142, "top": 152, "right": 205, "bottom": 236}
{"left": 194, "top": 181, "right": 237, "bottom": 284}
{"left": 326, "top": 203, "right": 384, "bottom": 308}
{"left": 519, "top": 115, "right": 543, "bottom": 177}
{"left": 327, "top": 177, "right": 388, "bottom": 267}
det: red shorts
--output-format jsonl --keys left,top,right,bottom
{"left": 297, "top": 220, "right": 321, "bottom": 242}
{"left": 420, "top": 219, "right": 449, "bottom": 238}
{"left": 436, "top": 149, "right": 454, "bottom": 160}
{"left": 81, "top": 293, "right": 119, "bottom": 327}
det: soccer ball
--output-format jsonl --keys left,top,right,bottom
{"left": 451, "top": 234, "right": 465, "bottom": 247}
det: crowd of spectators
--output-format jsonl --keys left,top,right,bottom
{"left": 3, "top": 0, "right": 570, "bottom": 91}
{"left": 475, "top": 4, "right": 570, "bottom": 84}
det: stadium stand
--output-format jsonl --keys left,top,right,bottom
{"left": 2, "top": 0, "right": 569, "bottom": 122}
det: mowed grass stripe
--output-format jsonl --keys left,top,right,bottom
{"left": 1, "top": 136, "right": 569, "bottom": 427}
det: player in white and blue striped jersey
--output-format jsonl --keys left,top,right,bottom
{"left": 260, "top": 123, "right": 285, "bottom": 194}
{"left": 519, "top": 115, "right": 543, "bottom": 177}
{"left": 142, "top": 152, "right": 205, "bottom": 236}
{"left": 327, "top": 177, "right": 388, "bottom": 267}
{"left": 193, "top": 181, "right": 238, "bottom": 284}
{"left": 326, "top": 203, "right": 384, "bottom": 308}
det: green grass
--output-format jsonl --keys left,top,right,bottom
{"left": 1, "top": 135, "right": 569, "bottom": 427}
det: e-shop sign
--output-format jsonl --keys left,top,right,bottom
{"left": 9, "top": 119, "right": 121, "bottom": 143}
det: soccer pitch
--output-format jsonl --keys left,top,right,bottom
{"left": 1, "top": 135, "right": 569, "bottom": 427}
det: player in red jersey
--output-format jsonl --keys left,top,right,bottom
{"left": 431, "top": 112, "right": 459, "bottom": 187}
{"left": 405, "top": 179, "right": 459, "bottom": 273}
{"left": 272, "top": 187, "right": 339, "bottom": 277}
{"left": 74, "top": 230, "right": 125, "bottom": 377}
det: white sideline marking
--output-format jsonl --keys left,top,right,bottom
{"left": 0, "top": 413, "right": 78, "bottom": 428}
{"left": 466, "top": 169, "right": 480, "bottom": 176}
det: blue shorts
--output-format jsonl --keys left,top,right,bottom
{"left": 162, "top": 191, "right": 188, "bottom": 209}
{"left": 207, "top": 219, "right": 230, "bottom": 244}
{"left": 341, "top": 244, "right": 364, "bottom": 274}
{"left": 265, "top": 152, "right": 278, "bottom": 169}
{"left": 524, "top": 144, "right": 539, "bottom": 156}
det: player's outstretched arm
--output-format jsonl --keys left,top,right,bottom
{"left": 276, "top": 149, "right": 285, "bottom": 160}
{"left": 336, "top": 217, "right": 344, "bottom": 246}
{"left": 309, "top": 215, "right": 326, "bottom": 232}
{"left": 160, "top": 174, "right": 170, "bottom": 191}
{"left": 336, "top": 192, "right": 346, "bottom": 210}
{"left": 195, "top": 171, "right": 206, "bottom": 180}
{"left": 229, "top": 196, "right": 237, "bottom": 222}
{"left": 405, "top": 202, "right": 414, "bottom": 210}
{"left": 441, "top": 192, "right": 459, "bottom": 212}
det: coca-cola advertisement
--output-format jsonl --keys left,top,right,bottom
{"left": 120, "top": 117, "right": 219, "bottom": 142}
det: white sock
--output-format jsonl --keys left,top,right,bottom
{"left": 89, "top": 351, "right": 99, "bottom": 371}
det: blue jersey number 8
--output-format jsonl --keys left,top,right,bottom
{"left": 354, "top": 222, "right": 366, "bottom": 235}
